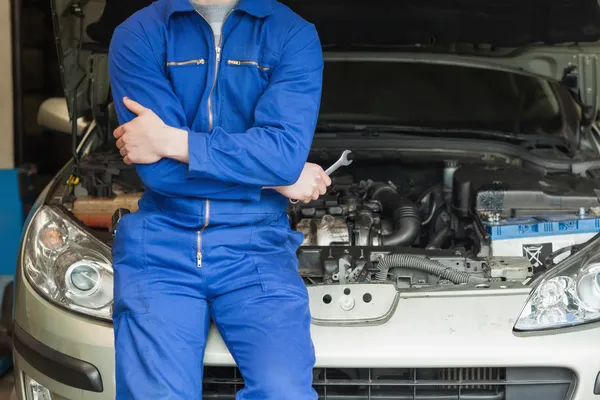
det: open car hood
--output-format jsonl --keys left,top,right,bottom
{"left": 52, "top": 0, "right": 600, "bottom": 133}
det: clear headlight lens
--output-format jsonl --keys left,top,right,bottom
{"left": 515, "top": 235, "right": 600, "bottom": 331}
{"left": 24, "top": 375, "right": 52, "bottom": 400}
{"left": 23, "top": 206, "right": 113, "bottom": 320}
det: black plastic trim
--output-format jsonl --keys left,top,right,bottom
{"left": 13, "top": 324, "right": 103, "bottom": 392}
{"left": 594, "top": 371, "right": 600, "bottom": 395}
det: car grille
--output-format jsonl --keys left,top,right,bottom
{"left": 203, "top": 366, "right": 575, "bottom": 400}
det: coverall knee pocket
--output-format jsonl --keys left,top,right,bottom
{"left": 249, "top": 214, "right": 307, "bottom": 295}
{"left": 252, "top": 255, "right": 307, "bottom": 294}
{"left": 112, "top": 212, "right": 150, "bottom": 317}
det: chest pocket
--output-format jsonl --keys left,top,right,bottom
{"left": 218, "top": 48, "right": 279, "bottom": 130}
{"left": 166, "top": 58, "right": 208, "bottom": 92}
{"left": 224, "top": 49, "right": 278, "bottom": 93}
{"left": 165, "top": 58, "right": 209, "bottom": 121}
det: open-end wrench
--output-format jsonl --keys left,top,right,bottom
{"left": 325, "top": 150, "right": 354, "bottom": 175}
{"left": 289, "top": 150, "right": 354, "bottom": 204}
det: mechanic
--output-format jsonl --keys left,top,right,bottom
{"left": 107, "top": 0, "right": 327, "bottom": 398}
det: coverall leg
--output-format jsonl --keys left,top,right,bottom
{"left": 210, "top": 286, "right": 316, "bottom": 399}
{"left": 113, "top": 210, "right": 211, "bottom": 398}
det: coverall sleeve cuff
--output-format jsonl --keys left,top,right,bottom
{"left": 187, "top": 130, "right": 210, "bottom": 177}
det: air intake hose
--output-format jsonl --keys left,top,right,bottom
{"left": 369, "top": 183, "right": 421, "bottom": 246}
{"left": 376, "top": 254, "right": 501, "bottom": 283}
{"left": 426, "top": 226, "right": 452, "bottom": 249}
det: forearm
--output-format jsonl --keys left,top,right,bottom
{"left": 136, "top": 159, "right": 263, "bottom": 200}
{"left": 162, "top": 126, "right": 304, "bottom": 188}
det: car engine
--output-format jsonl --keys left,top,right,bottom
{"left": 57, "top": 151, "right": 600, "bottom": 289}
{"left": 288, "top": 175, "right": 526, "bottom": 288}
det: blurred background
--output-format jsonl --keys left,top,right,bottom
{"left": 0, "top": 1, "right": 73, "bottom": 397}
{"left": 14, "top": 0, "right": 73, "bottom": 202}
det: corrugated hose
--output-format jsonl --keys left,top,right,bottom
{"left": 376, "top": 254, "right": 502, "bottom": 284}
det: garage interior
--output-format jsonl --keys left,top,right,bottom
{"left": 2, "top": 0, "right": 600, "bottom": 399}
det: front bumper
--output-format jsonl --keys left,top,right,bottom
{"left": 12, "top": 275, "right": 600, "bottom": 400}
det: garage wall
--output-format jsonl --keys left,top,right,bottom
{"left": 0, "top": 0, "right": 14, "bottom": 169}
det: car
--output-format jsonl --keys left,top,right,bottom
{"left": 10, "top": 0, "right": 600, "bottom": 399}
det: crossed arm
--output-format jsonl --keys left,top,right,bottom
{"left": 108, "top": 24, "right": 330, "bottom": 203}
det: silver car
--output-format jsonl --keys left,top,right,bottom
{"left": 11, "top": 0, "right": 600, "bottom": 399}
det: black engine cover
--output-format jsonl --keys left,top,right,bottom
{"left": 452, "top": 165, "right": 600, "bottom": 218}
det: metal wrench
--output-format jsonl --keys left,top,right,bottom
{"left": 289, "top": 150, "right": 354, "bottom": 204}
{"left": 325, "top": 150, "right": 354, "bottom": 175}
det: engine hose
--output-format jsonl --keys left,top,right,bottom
{"left": 369, "top": 183, "right": 421, "bottom": 246}
{"left": 376, "top": 254, "right": 502, "bottom": 283}
{"left": 426, "top": 226, "right": 452, "bottom": 249}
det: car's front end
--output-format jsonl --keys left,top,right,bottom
{"left": 13, "top": 257, "right": 600, "bottom": 399}
{"left": 12, "top": 214, "right": 600, "bottom": 399}
{"left": 12, "top": 0, "right": 600, "bottom": 399}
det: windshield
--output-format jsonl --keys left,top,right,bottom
{"left": 319, "top": 61, "right": 563, "bottom": 134}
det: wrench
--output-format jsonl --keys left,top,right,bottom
{"left": 289, "top": 150, "right": 354, "bottom": 204}
{"left": 325, "top": 150, "right": 354, "bottom": 175}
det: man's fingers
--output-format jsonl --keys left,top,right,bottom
{"left": 313, "top": 174, "right": 321, "bottom": 187}
{"left": 123, "top": 155, "right": 133, "bottom": 165}
{"left": 311, "top": 188, "right": 320, "bottom": 200}
{"left": 113, "top": 125, "right": 125, "bottom": 139}
{"left": 116, "top": 136, "right": 125, "bottom": 149}
{"left": 119, "top": 147, "right": 128, "bottom": 157}
{"left": 123, "top": 97, "right": 146, "bottom": 116}
{"left": 318, "top": 180, "right": 327, "bottom": 195}
{"left": 320, "top": 168, "right": 332, "bottom": 186}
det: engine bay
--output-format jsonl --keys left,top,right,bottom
{"left": 55, "top": 150, "right": 600, "bottom": 289}
{"left": 288, "top": 171, "right": 532, "bottom": 288}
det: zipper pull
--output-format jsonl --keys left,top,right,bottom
{"left": 197, "top": 252, "right": 202, "bottom": 268}
{"left": 216, "top": 47, "right": 221, "bottom": 62}
{"left": 228, "top": 60, "right": 240, "bottom": 65}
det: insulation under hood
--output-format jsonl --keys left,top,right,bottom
{"left": 52, "top": 0, "right": 600, "bottom": 130}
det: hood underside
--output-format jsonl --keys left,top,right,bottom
{"left": 288, "top": 0, "right": 600, "bottom": 48}
{"left": 52, "top": 0, "right": 600, "bottom": 130}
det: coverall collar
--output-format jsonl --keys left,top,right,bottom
{"left": 166, "top": 0, "right": 275, "bottom": 18}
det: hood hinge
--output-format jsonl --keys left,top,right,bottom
{"left": 88, "top": 53, "right": 111, "bottom": 144}
{"left": 561, "top": 54, "right": 599, "bottom": 145}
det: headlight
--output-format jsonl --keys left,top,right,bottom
{"left": 23, "top": 206, "right": 113, "bottom": 320}
{"left": 515, "top": 235, "right": 600, "bottom": 331}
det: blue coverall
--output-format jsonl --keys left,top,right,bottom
{"left": 108, "top": 0, "right": 323, "bottom": 398}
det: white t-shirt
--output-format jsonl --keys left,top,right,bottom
{"left": 189, "top": 0, "right": 239, "bottom": 46}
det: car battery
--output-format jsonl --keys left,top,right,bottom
{"left": 483, "top": 212, "right": 600, "bottom": 274}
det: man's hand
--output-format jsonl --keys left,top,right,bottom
{"left": 114, "top": 97, "right": 184, "bottom": 165}
{"left": 270, "top": 163, "right": 331, "bottom": 203}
